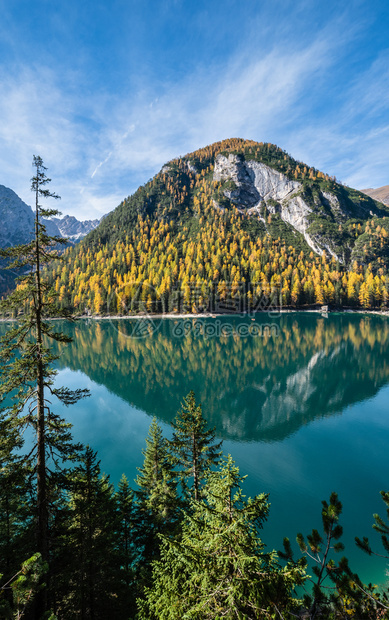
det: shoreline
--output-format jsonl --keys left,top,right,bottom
{"left": 72, "top": 308, "right": 389, "bottom": 320}
{"left": 1, "top": 308, "right": 389, "bottom": 323}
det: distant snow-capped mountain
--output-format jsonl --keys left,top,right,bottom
{"left": 0, "top": 184, "right": 100, "bottom": 248}
{"left": 51, "top": 215, "right": 100, "bottom": 241}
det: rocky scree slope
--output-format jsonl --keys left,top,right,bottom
{"left": 362, "top": 185, "right": 389, "bottom": 206}
{"left": 212, "top": 152, "right": 389, "bottom": 265}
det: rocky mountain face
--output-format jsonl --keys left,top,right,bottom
{"left": 362, "top": 185, "right": 389, "bottom": 206}
{"left": 59, "top": 139, "right": 389, "bottom": 303}
{"left": 51, "top": 215, "right": 100, "bottom": 241}
{"left": 212, "top": 153, "right": 388, "bottom": 264}
{"left": 11, "top": 138, "right": 389, "bottom": 313}
{"left": 0, "top": 184, "right": 99, "bottom": 248}
{"left": 0, "top": 184, "right": 36, "bottom": 248}
{"left": 0, "top": 184, "right": 100, "bottom": 294}
{"left": 67, "top": 139, "right": 389, "bottom": 273}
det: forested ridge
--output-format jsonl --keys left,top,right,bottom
{"left": 44, "top": 139, "right": 389, "bottom": 316}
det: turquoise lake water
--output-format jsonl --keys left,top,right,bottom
{"left": 5, "top": 312, "right": 389, "bottom": 587}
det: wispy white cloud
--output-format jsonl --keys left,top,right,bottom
{"left": 91, "top": 152, "right": 113, "bottom": 179}
{"left": 79, "top": 32, "right": 338, "bottom": 198}
{"left": 342, "top": 50, "right": 389, "bottom": 122}
{"left": 284, "top": 47, "right": 389, "bottom": 189}
{"left": 90, "top": 125, "right": 136, "bottom": 179}
{"left": 0, "top": 67, "right": 89, "bottom": 206}
{"left": 0, "top": 9, "right": 388, "bottom": 220}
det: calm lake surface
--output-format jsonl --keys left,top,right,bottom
{"left": 18, "top": 313, "right": 389, "bottom": 585}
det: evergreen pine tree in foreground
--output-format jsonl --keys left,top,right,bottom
{"left": 138, "top": 455, "right": 306, "bottom": 620}
{"left": 115, "top": 474, "right": 138, "bottom": 618}
{"left": 0, "top": 156, "right": 88, "bottom": 618}
{"left": 0, "top": 413, "right": 35, "bottom": 615}
{"left": 281, "top": 492, "right": 389, "bottom": 618}
{"left": 168, "top": 390, "right": 222, "bottom": 501}
{"left": 134, "top": 418, "right": 182, "bottom": 596}
{"left": 58, "top": 446, "right": 119, "bottom": 619}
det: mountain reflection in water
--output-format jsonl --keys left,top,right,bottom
{"left": 1, "top": 312, "right": 389, "bottom": 585}
{"left": 48, "top": 313, "right": 389, "bottom": 443}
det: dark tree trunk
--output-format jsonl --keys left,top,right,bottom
{"left": 35, "top": 189, "right": 49, "bottom": 619}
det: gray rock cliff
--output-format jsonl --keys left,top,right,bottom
{"left": 0, "top": 184, "right": 100, "bottom": 248}
{"left": 213, "top": 154, "right": 351, "bottom": 261}
{"left": 0, "top": 185, "right": 35, "bottom": 247}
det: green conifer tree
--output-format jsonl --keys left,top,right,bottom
{"left": 281, "top": 492, "right": 380, "bottom": 618}
{"left": 115, "top": 474, "right": 137, "bottom": 619}
{"left": 0, "top": 155, "right": 88, "bottom": 617}
{"left": 139, "top": 455, "right": 305, "bottom": 619}
{"left": 134, "top": 418, "right": 181, "bottom": 593}
{"left": 0, "top": 553, "right": 51, "bottom": 620}
{"left": 168, "top": 391, "right": 222, "bottom": 501}
{"left": 59, "top": 446, "right": 119, "bottom": 619}
{"left": 0, "top": 413, "right": 34, "bottom": 610}
{"left": 354, "top": 491, "right": 389, "bottom": 616}
{"left": 356, "top": 491, "right": 389, "bottom": 560}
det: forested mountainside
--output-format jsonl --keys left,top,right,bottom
{"left": 45, "top": 138, "right": 389, "bottom": 314}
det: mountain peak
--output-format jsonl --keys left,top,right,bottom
{"left": 361, "top": 185, "right": 389, "bottom": 206}
{"left": 0, "top": 184, "right": 35, "bottom": 247}
{"left": 4, "top": 140, "right": 389, "bottom": 311}
{"left": 0, "top": 184, "right": 101, "bottom": 294}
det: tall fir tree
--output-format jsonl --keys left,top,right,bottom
{"left": 0, "top": 156, "right": 88, "bottom": 617}
{"left": 139, "top": 455, "right": 305, "bottom": 619}
{"left": 168, "top": 391, "right": 222, "bottom": 501}
{"left": 58, "top": 446, "right": 120, "bottom": 620}
{"left": 115, "top": 474, "right": 137, "bottom": 619}
{"left": 134, "top": 418, "right": 181, "bottom": 594}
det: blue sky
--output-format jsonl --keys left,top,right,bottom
{"left": 0, "top": 0, "right": 388, "bottom": 219}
